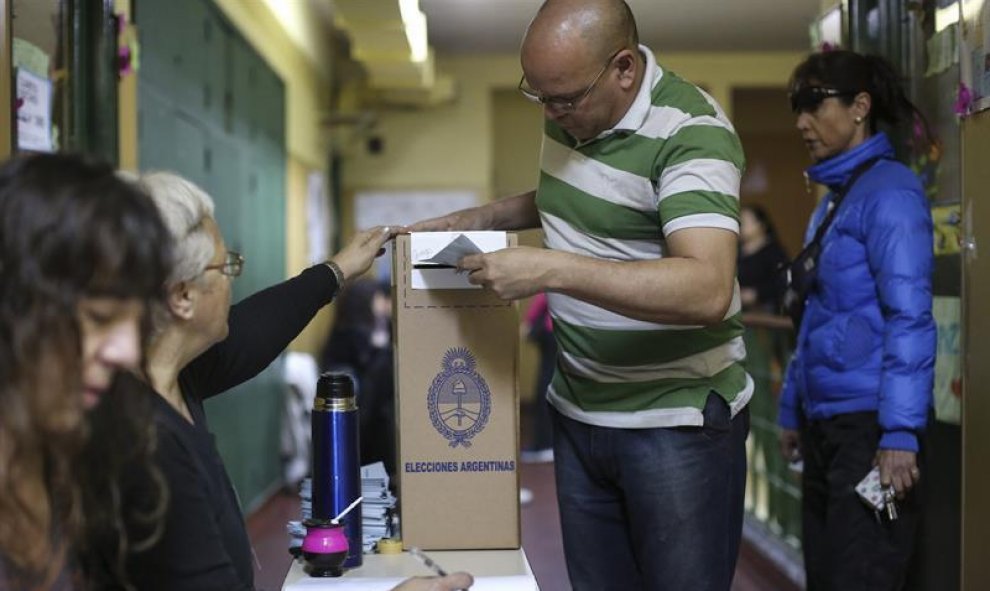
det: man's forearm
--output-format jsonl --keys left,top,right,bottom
{"left": 545, "top": 251, "right": 735, "bottom": 326}
{"left": 488, "top": 191, "right": 540, "bottom": 230}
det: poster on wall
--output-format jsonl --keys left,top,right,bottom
{"left": 933, "top": 295, "right": 962, "bottom": 424}
{"left": 305, "top": 172, "right": 330, "bottom": 265}
{"left": 960, "top": 0, "right": 990, "bottom": 112}
{"left": 15, "top": 69, "right": 53, "bottom": 153}
{"left": 354, "top": 190, "right": 480, "bottom": 283}
{"left": 355, "top": 190, "right": 479, "bottom": 230}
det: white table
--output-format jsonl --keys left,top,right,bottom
{"left": 281, "top": 548, "right": 539, "bottom": 591}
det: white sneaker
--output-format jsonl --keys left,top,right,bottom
{"left": 520, "top": 448, "right": 555, "bottom": 464}
{"left": 519, "top": 487, "right": 534, "bottom": 505}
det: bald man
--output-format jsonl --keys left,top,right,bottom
{"left": 409, "top": 2, "right": 749, "bottom": 588}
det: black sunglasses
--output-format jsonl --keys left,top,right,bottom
{"left": 789, "top": 86, "right": 856, "bottom": 114}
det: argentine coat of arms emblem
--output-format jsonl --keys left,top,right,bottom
{"left": 427, "top": 347, "right": 492, "bottom": 448}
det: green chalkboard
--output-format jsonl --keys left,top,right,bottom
{"left": 137, "top": 0, "right": 287, "bottom": 511}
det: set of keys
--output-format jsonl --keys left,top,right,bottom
{"left": 879, "top": 487, "right": 898, "bottom": 521}
{"left": 855, "top": 466, "right": 900, "bottom": 522}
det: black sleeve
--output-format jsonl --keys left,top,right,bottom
{"left": 182, "top": 265, "right": 339, "bottom": 399}
{"left": 127, "top": 432, "right": 253, "bottom": 591}
{"left": 755, "top": 243, "right": 790, "bottom": 309}
{"left": 321, "top": 326, "right": 374, "bottom": 374}
{"left": 757, "top": 243, "right": 788, "bottom": 308}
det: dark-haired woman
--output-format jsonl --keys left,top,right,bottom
{"left": 776, "top": 50, "right": 936, "bottom": 590}
{"left": 738, "top": 204, "right": 789, "bottom": 313}
{"left": 0, "top": 154, "right": 172, "bottom": 589}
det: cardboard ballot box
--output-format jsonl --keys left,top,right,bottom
{"left": 391, "top": 233, "right": 520, "bottom": 550}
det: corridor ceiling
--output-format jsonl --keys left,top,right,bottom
{"left": 420, "top": 0, "right": 823, "bottom": 54}
{"left": 325, "top": 0, "right": 823, "bottom": 106}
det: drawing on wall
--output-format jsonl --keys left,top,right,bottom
{"left": 932, "top": 203, "right": 962, "bottom": 255}
{"left": 933, "top": 296, "right": 962, "bottom": 425}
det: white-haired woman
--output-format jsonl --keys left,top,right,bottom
{"left": 87, "top": 172, "right": 471, "bottom": 591}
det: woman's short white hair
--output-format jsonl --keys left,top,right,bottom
{"left": 136, "top": 171, "right": 217, "bottom": 287}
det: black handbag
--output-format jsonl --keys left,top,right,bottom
{"left": 779, "top": 157, "right": 882, "bottom": 330}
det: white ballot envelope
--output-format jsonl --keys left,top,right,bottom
{"left": 409, "top": 232, "right": 507, "bottom": 290}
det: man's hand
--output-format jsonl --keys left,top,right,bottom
{"left": 457, "top": 247, "right": 555, "bottom": 300}
{"left": 779, "top": 428, "right": 801, "bottom": 462}
{"left": 391, "top": 572, "right": 474, "bottom": 591}
{"left": 876, "top": 449, "right": 919, "bottom": 499}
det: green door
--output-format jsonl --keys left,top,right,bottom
{"left": 137, "top": 0, "right": 287, "bottom": 511}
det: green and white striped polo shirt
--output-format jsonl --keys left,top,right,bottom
{"left": 538, "top": 46, "right": 753, "bottom": 429}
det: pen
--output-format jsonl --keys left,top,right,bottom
{"left": 408, "top": 546, "right": 448, "bottom": 576}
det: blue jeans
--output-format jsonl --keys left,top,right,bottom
{"left": 552, "top": 393, "right": 749, "bottom": 591}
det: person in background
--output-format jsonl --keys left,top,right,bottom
{"left": 86, "top": 171, "right": 469, "bottom": 591}
{"left": 777, "top": 50, "right": 935, "bottom": 591}
{"left": 518, "top": 292, "right": 557, "bottom": 505}
{"left": 320, "top": 277, "right": 397, "bottom": 478}
{"left": 0, "top": 153, "right": 172, "bottom": 589}
{"left": 406, "top": 1, "right": 750, "bottom": 588}
{"left": 520, "top": 292, "right": 556, "bottom": 464}
{"left": 737, "top": 203, "right": 789, "bottom": 313}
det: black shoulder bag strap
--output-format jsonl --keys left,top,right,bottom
{"left": 806, "top": 156, "right": 882, "bottom": 255}
{"left": 780, "top": 156, "right": 882, "bottom": 330}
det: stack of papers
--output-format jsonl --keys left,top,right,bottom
{"left": 286, "top": 479, "right": 312, "bottom": 555}
{"left": 288, "top": 463, "right": 397, "bottom": 556}
{"left": 361, "top": 462, "right": 397, "bottom": 553}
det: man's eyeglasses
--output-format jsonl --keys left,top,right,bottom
{"left": 204, "top": 251, "right": 245, "bottom": 277}
{"left": 789, "top": 86, "right": 856, "bottom": 114}
{"left": 518, "top": 48, "right": 623, "bottom": 112}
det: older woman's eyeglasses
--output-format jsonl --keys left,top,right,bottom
{"left": 204, "top": 251, "right": 244, "bottom": 277}
{"left": 518, "top": 49, "right": 623, "bottom": 112}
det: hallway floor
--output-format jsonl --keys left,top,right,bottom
{"left": 247, "top": 459, "right": 801, "bottom": 591}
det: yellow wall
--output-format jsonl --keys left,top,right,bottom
{"left": 662, "top": 52, "right": 808, "bottom": 116}
{"left": 211, "top": 0, "right": 335, "bottom": 354}
{"left": 342, "top": 51, "right": 807, "bottom": 203}
{"left": 343, "top": 54, "right": 522, "bottom": 199}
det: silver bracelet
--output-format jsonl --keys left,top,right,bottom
{"left": 324, "top": 260, "right": 345, "bottom": 292}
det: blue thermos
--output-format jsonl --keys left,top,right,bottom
{"left": 311, "top": 372, "right": 362, "bottom": 569}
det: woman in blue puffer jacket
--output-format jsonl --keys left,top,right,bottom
{"left": 777, "top": 50, "right": 936, "bottom": 591}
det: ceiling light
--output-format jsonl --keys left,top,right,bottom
{"left": 405, "top": 10, "right": 428, "bottom": 63}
